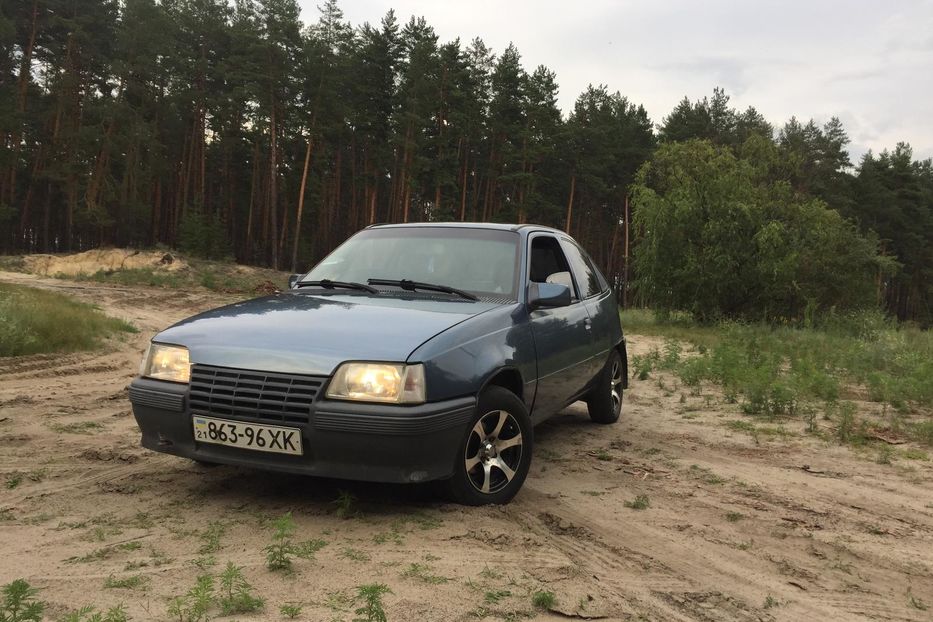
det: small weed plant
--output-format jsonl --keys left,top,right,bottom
{"left": 264, "top": 512, "right": 326, "bottom": 572}
{"left": 401, "top": 563, "right": 448, "bottom": 584}
{"left": 1, "top": 580, "right": 45, "bottom": 622}
{"left": 167, "top": 575, "right": 214, "bottom": 622}
{"left": 61, "top": 605, "right": 128, "bottom": 622}
{"left": 334, "top": 490, "right": 359, "bottom": 519}
{"left": 218, "top": 563, "right": 264, "bottom": 615}
{"left": 353, "top": 584, "right": 391, "bottom": 622}
{"left": 624, "top": 494, "right": 650, "bottom": 510}
{"left": 199, "top": 521, "right": 227, "bottom": 554}
{"left": 280, "top": 603, "right": 302, "bottom": 619}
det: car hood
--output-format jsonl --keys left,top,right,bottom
{"left": 153, "top": 291, "right": 501, "bottom": 376}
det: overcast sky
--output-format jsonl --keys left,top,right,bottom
{"left": 296, "top": 0, "right": 933, "bottom": 163}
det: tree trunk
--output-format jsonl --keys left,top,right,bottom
{"left": 245, "top": 138, "right": 260, "bottom": 260}
{"left": 291, "top": 136, "right": 314, "bottom": 272}
{"left": 623, "top": 194, "right": 630, "bottom": 308}
{"left": 565, "top": 174, "right": 576, "bottom": 233}
{"left": 268, "top": 102, "right": 279, "bottom": 269}
{"left": 5, "top": 0, "right": 40, "bottom": 207}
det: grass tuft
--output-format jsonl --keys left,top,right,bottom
{"left": 624, "top": 494, "right": 651, "bottom": 510}
{"left": 103, "top": 574, "right": 148, "bottom": 590}
{"left": 532, "top": 590, "right": 556, "bottom": 610}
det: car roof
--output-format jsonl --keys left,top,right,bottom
{"left": 366, "top": 222, "right": 567, "bottom": 235}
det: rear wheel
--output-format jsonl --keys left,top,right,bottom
{"left": 447, "top": 386, "right": 533, "bottom": 505}
{"left": 586, "top": 349, "right": 624, "bottom": 424}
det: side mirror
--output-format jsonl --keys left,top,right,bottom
{"left": 528, "top": 282, "right": 571, "bottom": 310}
{"left": 287, "top": 274, "right": 302, "bottom": 289}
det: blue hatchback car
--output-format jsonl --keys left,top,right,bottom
{"left": 130, "top": 223, "right": 627, "bottom": 504}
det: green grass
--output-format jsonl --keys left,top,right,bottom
{"left": 622, "top": 308, "right": 933, "bottom": 445}
{"left": 621, "top": 308, "right": 721, "bottom": 348}
{"left": 484, "top": 589, "right": 511, "bottom": 604}
{"left": 339, "top": 547, "right": 371, "bottom": 562}
{"left": 0, "top": 283, "right": 136, "bottom": 357}
{"left": 103, "top": 574, "right": 149, "bottom": 590}
{"left": 401, "top": 563, "right": 448, "bottom": 584}
{"left": 51, "top": 421, "right": 105, "bottom": 434}
{"left": 74, "top": 267, "right": 186, "bottom": 289}
{"left": 280, "top": 603, "right": 303, "bottom": 618}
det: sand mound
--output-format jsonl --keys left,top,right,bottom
{"left": 23, "top": 249, "right": 188, "bottom": 277}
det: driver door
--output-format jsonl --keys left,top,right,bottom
{"left": 527, "top": 233, "right": 597, "bottom": 421}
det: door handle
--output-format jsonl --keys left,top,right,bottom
{"left": 584, "top": 318, "right": 592, "bottom": 330}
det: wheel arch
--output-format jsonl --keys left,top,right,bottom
{"left": 479, "top": 366, "right": 525, "bottom": 402}
{"left": 615, "top": 338, "right": 629, "bottom": 389}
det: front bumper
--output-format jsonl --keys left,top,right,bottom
{"left": 129, "top": 377, "right": 475, "bottom": 483}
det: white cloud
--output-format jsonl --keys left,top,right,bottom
{"left": 298, "top": 0, "right": 933, "bottom": 161}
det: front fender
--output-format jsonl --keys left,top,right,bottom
{"left": 408, "top": 304, "right": 537, "bottom": 410}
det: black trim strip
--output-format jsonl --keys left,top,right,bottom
{"left": 128, "top": 385, "right": 185, "bottom": 412}
{"left": 314, "top": 404, "right": 474, "bottom": 436}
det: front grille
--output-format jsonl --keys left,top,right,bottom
{"left": 189, "top": 365, "right": 326, "bottom": 424}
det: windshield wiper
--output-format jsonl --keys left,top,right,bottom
{"left": 296, "top": 279, "right": 378, "bottom": 294}
{"left": 368, "top": 278, "right": 479, "bottom": 301}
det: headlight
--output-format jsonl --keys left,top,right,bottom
{"left": 140, "top": 343, "right": 190, "bottom": 383}
{"left": 326, "top": 362, "right": 425, "bottom": 404}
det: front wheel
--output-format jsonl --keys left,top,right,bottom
{"left": 586, "top": 349, "right": 624, "bottom": 424}
{"left": 446, "top": 386, "right": 533, "bottom": 506}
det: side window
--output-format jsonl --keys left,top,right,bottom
{"left": 529, "top": 235, "right": 579, "bottom": 300}
{"left": 560, "top": 239, "right": 602, "bottom": 299}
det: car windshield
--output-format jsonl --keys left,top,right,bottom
{"left": 302, "top": 227, "right": 520, "bottom": 299}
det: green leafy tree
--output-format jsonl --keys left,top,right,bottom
{"left": 632, "top": 140, "right": 892, "bottom": 322}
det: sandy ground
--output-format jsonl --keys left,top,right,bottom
{"left": 22, "top": 249, "right": 188, "bottom": 277}
{"left": 1, "top": 271, "right": 931, "bottom": 622}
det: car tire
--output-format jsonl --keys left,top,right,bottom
{"left": 446, "top": 386, "right": 533, "bottom": 506}
{"left": 586, "top": 349, "right": 624, "bottom": 424}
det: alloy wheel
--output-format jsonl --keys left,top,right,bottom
{"left": 464, "top": 409, "right": 523, "bottom": 494}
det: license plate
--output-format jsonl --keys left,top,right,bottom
{"left": 192, "top": 416, "right": 303, "bottom": 456}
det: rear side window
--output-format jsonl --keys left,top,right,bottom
{"left": 561, "top": 239, "right": 603, "bottom": 298}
